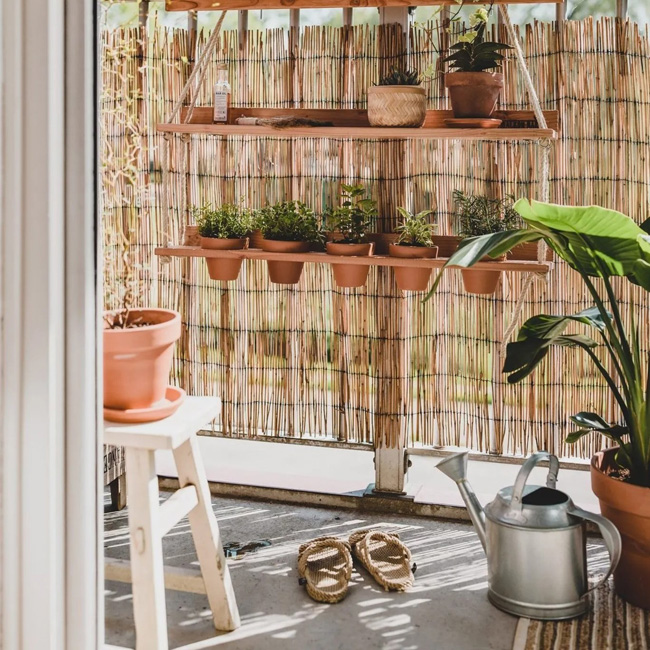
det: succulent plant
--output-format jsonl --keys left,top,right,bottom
{"left": 376, "top": 67, "right": 421, "bottom": 86}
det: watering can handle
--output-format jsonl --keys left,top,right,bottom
{"left": 569, "top": 505, "right": 622, "bottom": 594}
{"left": 510, "top": 451, "right": 560, "bottom": 514}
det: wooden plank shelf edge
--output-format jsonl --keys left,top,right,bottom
{"left": 155, "top": 246, "right": 554, "bottom": 273}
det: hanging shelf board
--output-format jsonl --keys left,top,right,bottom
{"left": 157, "top": 108, "right": 559, "bottom": 141}
{"left": 154, "top": 246, "right": 554, "bottom": 274}
{"left": 167, "top": 0, "right": 562, "bottom": 10}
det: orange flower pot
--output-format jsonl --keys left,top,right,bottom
{"left": 326, "top": 242, "right": 374, "bottom": 288}
{"left": 200, "top": 236, "right": 248, "bottom": 281}
{"left": 591, "top": 448, "right": 650, "bottom": 609}
{"left": 445, "top": 72, "right": 504, "bottom": 118}
{"left": 259, "top": 238, "right": 311, "bottom": 284}
{"left": 388, "top": 243, "right": 438, "bottom": 291}
{"left": 103, "top": 308, "right": 181, "bottom": 412}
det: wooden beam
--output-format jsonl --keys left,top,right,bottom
{"left": 342, "top": 7, "right": 353, "bottom": 25}
{"left": 166, "top": 0, "right": 563, "bottom": 10}
{"left": 616, "top": 0, "right": 627, "bottom": 19}
{"left": 105, "top": 558, "right": 207, "bottom": 595}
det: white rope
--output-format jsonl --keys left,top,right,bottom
{"left": 497, "top": 7, "right": 553, "bottom": 357}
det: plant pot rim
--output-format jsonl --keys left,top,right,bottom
{"left": 388, "top": 242, "right": 438, "bottom": 257}
{"left": 103, "top": 308, "right": 180, "bottom": 334}
{"left": 326, "top": 241, "right": 374, "bottom": 252}
{"left": 200, "top": 235, "right": 248, "bottom": 242}
{"left": 592, "top": 447, "right": 650, "bottom": 493}
{"left": 368, "top": 84, "right": 426, "bottom": 94}
{"left": 445, "top": 71, "right": 504, "bottom": 86}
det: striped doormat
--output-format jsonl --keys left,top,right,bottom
{"left": 512, "top": 581, "right": 649, "bottom": 650}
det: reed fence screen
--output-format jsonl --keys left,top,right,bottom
{"left": 102, "top": 17, "right": 650, "bottom": 458}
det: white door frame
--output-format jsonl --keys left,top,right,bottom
{"left": 1, "top": 1, "right": 100, "bottom": 649}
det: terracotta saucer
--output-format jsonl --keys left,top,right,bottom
{"left": 104, "top": 385, "right": 186, "bottom": 424}
{"left": 443, "top": 118, "right": 502, "bottom": 129}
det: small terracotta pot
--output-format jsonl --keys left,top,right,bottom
{"left": 326, "top": 242, "right": 374, "bottom": 288}
{"left": 367, "top": 85, "right": 427, "bottom": 127}
{"left": 591, "top": 448, "right": 650, "bottom": 609}
{"left": 388, "top": 243, "right": 439, "bottom": 291}
{"left": 103, "top": 308, "right": 181, "bottom": 411}
{"left": 259, "top": 238, "right": 311, "bottom": 284}
{"left": 200, "top": 236, "right": 248, "bottom": 281}
{"left": 461, "top": 254, "right": 505, "bottom": 295}
{"left": 445, "top": 72, "right": 504, "bottom": 118}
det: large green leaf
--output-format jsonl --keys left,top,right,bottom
{"left": 514, "top": 199, "right": 650, "bottom": 279}
{"left": 641, "top": 218, "right": 650, "bottom": 235}
{"left": 449, "top": 230, "right": 542, "bottom": 267}
{"left": 516, "top": 307, "right": 609, "bottom": 340}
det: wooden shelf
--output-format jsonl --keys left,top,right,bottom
{"left": 155, "top": 246, "right": 554, "bottom": 273}
{"left": 167, "top": 0, "right": 562, "bottom": 11}
{"left": 158, "top": 108, "right": 559, "bottom": 141}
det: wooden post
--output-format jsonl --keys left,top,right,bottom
{"left": 139, "top": 0, "right": 149, "bottom": 29}
{"left": 342, "top": 8, "right": 352, "bottom": 26}
{"left": 616, "top": 0, "right": 628, "bottom": 19}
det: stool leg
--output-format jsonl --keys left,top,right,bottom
{"left": 173, "top": 435, "right": 241, "bottom": 631}
{"left": 125, "top": 448, "right": 169, "bottom": 650}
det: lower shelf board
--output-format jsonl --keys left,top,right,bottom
{"left": 154, "top": 245, "right": 553, "bottom": 273}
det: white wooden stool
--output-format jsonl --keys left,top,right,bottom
{"left": 104, "top": 396, "right": 240, "bottom": 650}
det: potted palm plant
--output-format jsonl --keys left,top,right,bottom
{"left": 255, "top": 201, "right": 324, "bottom": 285}
{"left": 453, "top": 190, "right": 520, "bottom": 294}
{"left": 443, "top": 8, "right": 512, "bottom": 120}
{"left": 194, "top": 202, "right": 253, "bottom": 281}
{"left": 428, "top": 199, "right": 650, "bottom": 609}
{"left": 367, "top": 67, "right": 427, "bottom": 128}
{"left": 388, "top": 207, "right": 438, "bottom": 291}
{"left": 325, "top": 184, "right": 377, "bottom": 288}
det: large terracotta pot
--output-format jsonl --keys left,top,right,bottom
{"left": 259, "top": 238, "right": 310, "bottom": 284}
{"left": 200, "top": 236, "right": 248, "bottom": 281}
{"left": 367, "top": 85, "right": 427, "bottom": 127}
{"left": 460, "top": 254, "right": 505, "bottom": 295}
{"left": 388, "top": 243, "right": 438, "bottom": 291}
{"left": 103, "top": 308, "right": 181, "bottom": 411}
{"left": 326, "top": 242, "right": 374, "bottom": 288}
{"left": 591, "top": 448, "right": 650, "bottom": 609}
{"left": 445, "top": 72, "right": 504, "bottom": 118}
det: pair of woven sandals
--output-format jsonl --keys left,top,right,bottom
{"left": 297, "top": 529, "right": 414, "bottom": 603}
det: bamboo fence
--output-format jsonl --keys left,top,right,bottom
{"left": 101, "top": 17, "right": 650, "bottom": 458}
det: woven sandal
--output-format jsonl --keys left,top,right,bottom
{"left": 297, "top": 536, "right": 353, "bottom": 604}
{"left": 349, "top": 529, "right": 414, "bottom": 592}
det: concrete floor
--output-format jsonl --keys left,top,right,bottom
{"left": 105, "top": 493, "right": 610, "bottom": 650}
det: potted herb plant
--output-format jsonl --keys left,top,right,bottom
{"left": 325, "top": 184, "right": 377, "bottom": 288}
{"left": 443, "top": 8, "right": 512, "bottom": 119}
{"left": 428, "top": 199, "right": 650, "bottom": 609}
{"left": 194, "top": 202, "right": 253, "bottom": 281}
{"left": 453, "top": 190, "right": 520, "bottom": 294}
{"left": 255, "top": 201, "right": 324, "bottom": 285}
{"left": 367, "top": 67, "right": 427, "bottom": 128}
{"left": 388, "top": 207, "right": 438, "bottom": 291}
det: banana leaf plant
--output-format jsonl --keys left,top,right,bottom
{"left": 425, "top": 200, "right": 650, "bottom": 487}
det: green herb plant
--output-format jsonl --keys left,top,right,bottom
{"left": 326, "top": 184, "right": 378, "bottom": 244}
{"left": 193, "top": 202, "right": 253, "bottom": 239}
{"left": 255, "top": 201, "right": 324, "bottom": 245}
{"left": 427, "top": 200, "right": 650, "bottom": 487}
{"left": 376, "top": 67, "right": 421, "bottom": 86}
{"left": 395, "top": 207, "right": 436, "bottom": 247}
{"left": 442, "top": 9, "right": 512, "bottom": 73}
{"left": 453, "top": 190, "right": 521, "bottom": 237}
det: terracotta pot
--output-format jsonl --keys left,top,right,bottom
{"left": 326, "top": 242, "right": 374, "bottom": 288}
{"left": 461, "top": 254, "right": 505, "bottom": 295}
{"left": 259, "top": 238, "right": 310, "bottom": 284}
{"left": 200, "top": 236, "right": 248, "bottom": 281}
{"left": 367, "top": 86, "right": 427, "bottom": 127}
{"left": 591, "top": 448, "right": 650, "bottom": 609}
{"left": 388, "top": 243, "right": 439, "bottom": 291}
{"left": 103, "top": 308, "right": 181, "bottom": 411}
{"left": 445, "top": 72, "right": 504, "bottom": 119}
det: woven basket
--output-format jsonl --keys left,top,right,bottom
{"left": 367, "top": 85, "right": 426, "bottom": 127}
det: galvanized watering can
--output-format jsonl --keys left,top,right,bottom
{"left": 437, "top": 451, "right": 622, "bottom": 620}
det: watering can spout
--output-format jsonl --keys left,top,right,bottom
{"left": 437, "top": 452, "right": 487, "bottom": 551}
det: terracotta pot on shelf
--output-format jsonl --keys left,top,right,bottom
{"left": 591, "top": 447, "right": 650, "bottom": 610}
{"left": 367, "top": 86, "right": 427, "bottom": 127}
{"left": 326, "top": 242, "right": 374, "bottom": 288}
{"left": 445, "top": 72, "right": 504, "bottom": 118}
{"left": 388, "top": 243, "right": 439, "bottom": 291}
{"left": 200, "top": 236, "right": 248, "bottom": 281}
{"left": 103, "top": 308, "right": 181, "bottom": 414}
{"left": 259, "top": 238, "right": 310, "bottom": 285}
{"left": 461, "top": 255, "right": 506, "bottom": 295}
